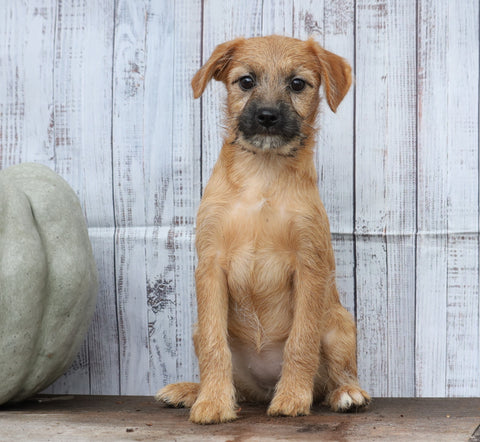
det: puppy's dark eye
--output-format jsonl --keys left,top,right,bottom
{"left": 239, "top": 76, "right": 255, "bottom": 91}
{"left": 290, "top": 78, "right": 306, "bottom": 92}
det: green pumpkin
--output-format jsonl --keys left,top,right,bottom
{"left": 0, "top": 163, "right": 98, "bottom": 404}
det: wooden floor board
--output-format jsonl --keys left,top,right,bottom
{"left": 0, "top": 396, "right": 479, "bottom": 441}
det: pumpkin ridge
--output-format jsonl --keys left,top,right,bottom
{"left": 0, "top": 184, "right": 49, "bottom": 401}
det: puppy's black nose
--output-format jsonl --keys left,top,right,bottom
{"left": 256, "top": 108, "right": 279, "bottom": 128}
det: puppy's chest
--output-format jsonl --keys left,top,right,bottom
{"left": 227, "top": 189, "right": 294, "bottom": 249}
{"left": 223, "top": 191, "right": 297, "bottom": 297}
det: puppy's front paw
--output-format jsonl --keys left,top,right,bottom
{"left": 155, "top": 382, "right": 199, "bottom": 408}
{"left": 327, "top": 385, "right": 370, "bottom": 412}
{"left": 267, "top": 390, "right": 312, "bottom": 417}
{"left": 190, "top": 397, "right": 237, "bottom": 424}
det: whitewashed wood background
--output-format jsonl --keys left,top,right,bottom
{"left": 1, "top": 0, "right": 479, "bottom": 398}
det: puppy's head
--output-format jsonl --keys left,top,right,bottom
{"left": 192, "top": 35, "right": 352, "bottom": 156}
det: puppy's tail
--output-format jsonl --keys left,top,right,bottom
{"left": 155, "top": 382, "right": 200, "bottom": 408}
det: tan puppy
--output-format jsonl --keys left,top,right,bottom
{"left": 156, "top": 35, "right": 370, "bottom": 424}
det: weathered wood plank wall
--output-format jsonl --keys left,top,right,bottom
{"left": 1, "top": 0, "right": 478, "bottom": 397}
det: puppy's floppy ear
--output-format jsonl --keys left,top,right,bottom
{"left": 191, "top": 38, "right": 245, "bottom": 99}
{"left": 308, "top": 39, "right": 352, "bottom": 113}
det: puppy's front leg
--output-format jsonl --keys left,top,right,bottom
{"left": 268, "top": 262, "right": 327, "bottom": 417}
{"left": 190, "top": 259, "right": 237, "bottom": 424}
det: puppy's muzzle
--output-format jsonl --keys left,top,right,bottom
{"left": 238, "top": 102, "right": 300, "bottom": 144}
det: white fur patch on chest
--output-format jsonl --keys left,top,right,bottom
{"left": 231, "top": 196, "right": 267, "bottom": 215}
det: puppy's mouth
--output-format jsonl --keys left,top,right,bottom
{"left": 237, "top": 102, "right": 302, "bottom": 153}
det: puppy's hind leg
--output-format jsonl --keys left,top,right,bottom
{"left": 320, "top": 306, "right": 370, "bottom": 412}
{"left": 156, "top": 382, "right": 200, "bottom": 408}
